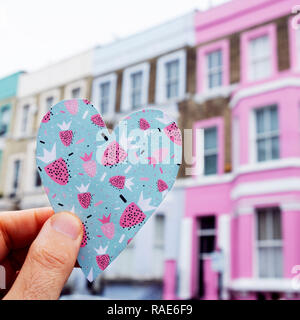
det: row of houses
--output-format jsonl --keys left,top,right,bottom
{"left": 1, "top": 0, "right": 300, "bottom": 300}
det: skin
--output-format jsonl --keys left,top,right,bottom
{"left": 0, "top": 207, "right": 83, "bottom": 300}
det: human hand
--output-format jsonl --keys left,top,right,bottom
{"left": 0, "top": 207, "right": 83, "bottom": 300}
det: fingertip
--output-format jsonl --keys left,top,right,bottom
{"left": 51, "top": 211, "right": 83, "bottom": 240}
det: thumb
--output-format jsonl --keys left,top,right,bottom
{"left": 4, "top": 211, "right": 83, "bottom": 300}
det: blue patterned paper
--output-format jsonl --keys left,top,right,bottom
{"left": 36, "top": 99, "right": 182, "bottom": 281}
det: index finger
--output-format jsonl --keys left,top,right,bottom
{"left": 0, "top": 207, "right": 54, "bottom": 261}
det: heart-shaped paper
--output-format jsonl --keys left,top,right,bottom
{"left": 36, "top": 99, "right": 182, "bottom": 281}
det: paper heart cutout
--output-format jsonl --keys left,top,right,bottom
{"left": 36, "top": 99, "right": 182, "bottom": 281}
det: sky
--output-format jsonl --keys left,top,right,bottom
{"left": 0, "top": 0, "right": 230, "bottom": 79}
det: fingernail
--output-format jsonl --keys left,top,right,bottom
{"left": 51, "top": 212, "right": 82, "bottom": 240}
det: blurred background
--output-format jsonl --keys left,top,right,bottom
{"left": 1, "top": 0, "right": 300, "bottom": 300}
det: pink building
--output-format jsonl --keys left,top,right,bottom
{"left": 163, "top": 0, "right": 300, "bottom": 300}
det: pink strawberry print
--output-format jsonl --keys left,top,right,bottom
{"left": 37, "top": 143, "right": 69, "bottom": 185}
{"left": 59, "top": 131, "right": 73, "bottom": 146}
{"left": 139, "top": 118, "right": 150, "bottom": 130}
{"left": 44, "top": 158, "right": 69, "bottom": 185}
{"left": 83, "top": 99, "right": 91, "bottom": 105}
{"left": 76, "top": 184, "right": 92, "bottom": 209}
{"left": 91, "top": 114, "right": 105, "bottom": 128}
{"left": 58, "top": 121, "right": 73, "bottom": 146}
{"left": 80, "top": 152, "right": 96, "bottom": 177}
{"left": 164, "top": 122, "right": 182, "bottom": 146}
{"left": 78, "top": 193, "right": 91, "bottom": 209}
{"left": 109, "top": 175, "right": 125, "bottom": 189}
{"left": 96, "top": 255, "right": 110, "bottom": 271}
{"left": 157, "top": 179, "right": 168, "bottom": 192}
{"left": 102, "top": 141, "right": 127, "bottom": 166}
{"left": 42, "top": 111, "right": 52, "bottom": 123}
{"left": 64, "top": 100, "right": 78, "bottom": 115}
{"left": 120, "top": 203, "right": 146, "bottom": 229}
{"left": 98, "top": 213, "right": 115, "bottom": 240}
{"left": 81, "top": 223, "right": 89, "bottom": 247}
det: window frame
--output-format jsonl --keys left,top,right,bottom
{"left": 130, "top": 70, "right": 143, "bottom": 109}
{"left": 39, "top": 88, "right": 60, "bottom": 122}
{"left": 255, "top": 207, "right": 283, "bottom": 279}
{"left": 251, "top": 104, "right": 280, "bottom": 163}
{"left": 206, "top": 50, "right": 223, "bottom": 89}
{"left": 99, "top": 81, "right": 111, "bottom": 114}
{"left": 165, "top": 59, "right": 180, "bottom": 100}
{"left": 156, "top": 49, "right": 186, "bottom": 104}
{"left": 71, "top": 87, "right": 81, "bottom": 99}
{"left": 15, "top": 97, "right": 36, "bottom": 138}
{"left": 92, "top": 73, "right": 117, "bottom": 116}
{"left": 121, "top": 62, "right": 150, "bottom": 112}
{"left": 64, "top": 79, "right": 87, "bottom": 100}
{"left": 154, "top": 214, "right": 165, "bottom": 249}
{"left": 197, "top": 39, "right": 229, "bottom": 93}
{"left": 241, "top": 24, "right": 277, "bottom": 84}
{"left": 193, "top": 117, "right": 224, "bottom": 177}
{"left": 0, "top": 104, "right": 11, "bottom": 137}
{"left": 197, "top": 216, "right": 216, "bottom": 259}
{"left": 5, "top": 153, "right": 24, "bottom": 196}
{"left": 203, "top": 127, "right": 218, "bottom": 176}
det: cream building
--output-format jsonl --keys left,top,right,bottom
{"left": 0, "top": 50, "right": 93, "bottom": 211}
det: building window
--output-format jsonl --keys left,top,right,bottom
{"left": 121, "top": 63, "right": 149, "bottom": 112}
{"left": 198, "top": 216, "right": 216, "bottom": 254}
{"left": 256, "top": 207, "right": 282, "bottom": 278}
{"left": 156, "top": 50, "right": 186, "bottom": 104}
{"left": 197, "top": 216, "right": 216, "bottom": 298}
{"left": 130, "top": 71, "right": 143, "bottom": 109}
{"left": 35, "top": 170, "right": 42, "bottom": 187}
{"left": 46, "top": 96, "right": 54, "bottom": 110}
{"left": 12, "top": 159, "right": 21, "bottom": 193}
{"left": 204, "top": 127, "right": 218, "bottom": 175}
{"left": 21, "top": 104, "right": 30, "bottom": 134}
{"left": 92, "top": 73, "right": 117, "bottom": 116}
{"left": 249, "top": 35, "right": 271, "bottom": 81}
{"left": 255, "top": 105, "right": 279, "bottom": 162}
{"left": 154, "top": 215, "right": 165, "bottom": 249}
{"left": 71, "top": 88, "right": 81, "bottom": 99}
{"left": 166, "top": 60, "right": 179, "bottom": 99}
{"left": 99, "top": 82, "right": 110, "bottom": 114}
{"left": 0, "top": 105, "right": 10, "bottom": 137}
{"left": 206, "top": 50, "right": 222, "bottom": 89}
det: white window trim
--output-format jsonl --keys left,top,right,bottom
{"left": 5, "top": 153, "right": 24, "bottom": 197}
{"left": 196, "top": 126, "right": 219, "bottom": 177}
{"left": 254, "top": 208, "right": 283, "bottom": 279}
{"left": 248, "top": 35, "right": 271, "bottom": 82}
{"left": 64, "top": 79, "right": 87, "bottom": 100}
{"left": 15, "top": 97, "right": 37, "bottom": 139}
{"left": 0, "top": 104, "right": 11, "bottom": 140}
{"left": 194, "top": 128, "right": 204, "bottom": 176}
{"left": 203, "top": 127, "right": 218, "bottom": 176}
{"left": 121, "top": 62, "right": 150, "bottom": 112}
{"left": 38, "top": 88, "right": 61, "bottom": 122}
{"left": 155, "top": 49, "right": 186, "bottom": 105}
{"left": 92, "top": 73, "right": 117, "bottom": 116}
{"left": 249, "top": 109, "right": 257, "bottom": 164}
{"left": 250, "top": 106, "right": 279, "bottom": 164}
{"left": 205, "top": 50, "right": 223, "bottom": 91}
